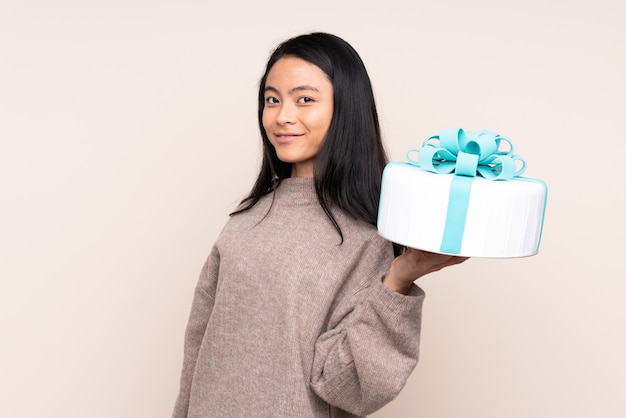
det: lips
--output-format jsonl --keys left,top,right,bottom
{"left": 273, "top": 132, "right": 304, "bottom": 144}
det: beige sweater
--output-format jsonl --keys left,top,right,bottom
{"left": 173, "top": 177, "right": 425, "bottom": 417}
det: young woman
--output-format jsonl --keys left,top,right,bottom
{"left": 173, "top": 32, "right": 467, "bottom": 418}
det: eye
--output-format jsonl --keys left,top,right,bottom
{"left": 297, "top": 96, "right": 315, "bottom": 104}
{"left": 265, "top": 96, "right": 279, "bottom": 105}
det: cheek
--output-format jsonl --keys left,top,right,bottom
{"left": 317, "top": 110, "right": 333, "bottom": 138}
{"left": 318, "top": 104, "right": 333, "bottom": 131}
{"left": 261, "top": 109, "right": 272, "bottom": 132}
{"left": 308, "top": 108, "right": 332, "bottom": 128}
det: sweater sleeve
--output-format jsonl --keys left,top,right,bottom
{"left": 172, "top": 247, "right": 220, "bottom": 418}
{"left": 310, "top": 243, "right": 425, "bottom": 416}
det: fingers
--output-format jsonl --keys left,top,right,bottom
{"left": 405, "top": 248, "right": 469, "bottom": 274}
{"left": 408, "top": 248, "right": 468, "bottom": 264}
{"left": 430, "top": 255, "right": 468, "bottom": 272}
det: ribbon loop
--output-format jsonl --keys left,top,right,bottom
{"left": 456, "top": 151, "right": 480, "bottom": 177}
{"left": 407, "top": 128, "right": 526, "bottom": 181}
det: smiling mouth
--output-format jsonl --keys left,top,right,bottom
{"left": 274, "top": 133, "right": 303, "bottom": 144}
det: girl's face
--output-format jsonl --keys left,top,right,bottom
{"left": 262, "top": 57, "right": 334, "bottom": 178}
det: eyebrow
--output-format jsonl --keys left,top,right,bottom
{"left": 264, "top": 85, "right": 320, "bottom": 95}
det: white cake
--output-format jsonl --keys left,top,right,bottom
{"left": 377, "top": 162, "right": 547, "bottom": 258}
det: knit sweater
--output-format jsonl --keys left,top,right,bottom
{"left": 172, "top": 177, "right": 425, "bottom": 418}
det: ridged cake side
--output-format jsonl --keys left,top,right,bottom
{"left": 377, "top": 163, "right": 547, "bottom": 258}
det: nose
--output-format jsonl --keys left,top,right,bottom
{"left": 276, "top": 102, "right": 296, "bottom": 125}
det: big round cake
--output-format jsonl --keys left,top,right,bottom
{"left": 377, "top": 129, "right": 548, "bottom": 258}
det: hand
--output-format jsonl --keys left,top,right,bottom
{"left": 383, "top": 248, "right": 469, "bottom": 294}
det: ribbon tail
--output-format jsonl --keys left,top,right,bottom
{"left": 440, "top": 176, "right": 474, "bottom": 254}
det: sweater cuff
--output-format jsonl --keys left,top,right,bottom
{"left": 366, "top": 280, "right": 425, "bottom": 325}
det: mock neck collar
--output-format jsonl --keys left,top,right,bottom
{"left": 274, "top": 177, "right": 318, "bottom": 206}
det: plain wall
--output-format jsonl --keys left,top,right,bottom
{"left": 1, "top": 0, "right": 624, "bottom": 417}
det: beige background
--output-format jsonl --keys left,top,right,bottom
{"left": 1, "top": 0, "right": 624, "bottom": 417}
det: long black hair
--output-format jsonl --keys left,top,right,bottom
{"left": 233, "top": 32, "right": 390, "bottom": 244}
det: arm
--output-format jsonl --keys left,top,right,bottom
{"left": 310, "top": 245, "right": 468, "bottom": 416}
{"left": 310, "top": 279, "right": 424, "bottom": 416}
{"left": 172, "top": 247, "right": 220, "bottom": 418}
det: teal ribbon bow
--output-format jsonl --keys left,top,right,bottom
{"left": 404, "top": 128, "right": 527, "bottom": 255}
{"left": 406, "top": 128, "right": 526, "bottom": 180}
